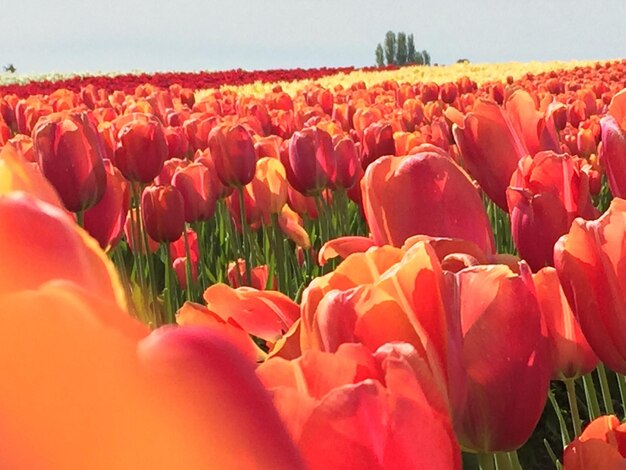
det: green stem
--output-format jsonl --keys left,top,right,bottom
{"left": 549, "top": 389, "right": 571, "bottom": 447}
{"left": 565, "top": 378, "right": 582, "bottom": 437}
{"left": 76, "top": 210, "right": 84, "bottom": 228}
{"left": 477, "top": 453, "right": 496, "bottom": 470}
{"left": 182, "top": 225, "right": 195, "bottom": 301}
{"left": 507, "top": 451, "right": 522, "bottom": 470}
{"left": 596, "top": 363, "right": 615, "bottom": 415}
{"left": 237, "top": 187, "right": 252, "bottom": 286}
{"left": 161, "top": 244, "right": 174, "bottom": 323}
{"left": 617, "top": 374, "right": 626, "bottom": 416}
{"left": 494, "top": 453, "right": 512, "bottom": 470}
{"left": 582, "top": 373, "right": 602, "bottom": 420}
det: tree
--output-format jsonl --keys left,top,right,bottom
{"left": 375, "top": 43, "right": 385, "bottom": 67}
{"left": 422, "top": 50, "right": 431, "bottom": 66}
{"left": 407, "top": 34, "right": 417, "bottom": 64}
{"left": 396, "top": 32, "right": 408, "bottom": 65}
{"left": 384, "top": 31, "right": 397, "bottom": 66}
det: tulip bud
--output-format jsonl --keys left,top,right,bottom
{"left": 172, "top": 162, "right": 218, "bottom": 223}
{"left": 114, "top": 113, "right": 168, "bottom": 183}
{"left": 207, "top": 123, "right": 257, "bottom": 188}
{"left": 83, "top": 160, "right": 130, "bottom": 250}
{"left": 332, "top": 137, "right": 360, "bottom": 189}
{"left": 141, "top": 185, "right": 185, "bottom": 243}
{"left": 248, "top": 157, "right": 288, "bottom": 221}
{"left": 33, "top": 111, "right": 107, "bottom": 212}
{"left": 284, "top": 127, "right": 336, "bottom": 195}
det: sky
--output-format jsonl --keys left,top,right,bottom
{"left": 2, "top": 0, "right": 626, "bottom": 75}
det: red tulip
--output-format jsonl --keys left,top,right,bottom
{"left": 362, "top": 144, "right": 495, "bottom": 253}
{"left": 284, "top": 127, "right": 336, "bottom": 195}
{"left": 141, "top": 185, "right": 185, "bottom": 243}
{"left": 453, "top": 99, "right": 528, "bottom": 209}
{"left": 33, "top": 111, "right": 107, "bottom": 212}
{"left": 207, "top": 123, "right": 257, "bottom": 188}
{"left": 257, "top": 343, "right": 461, "bottom": 470}
{"left": 83, "top": 159, "right": 131, "bottom": 250}
{"left": 506, "top": 151, "right": 599, "bottom": 271}
{"left": 555, "top": 198, "right": 626, "bottom": 374}
{"left": 114, "top": 113, "right": 169, "bottom": 183}
{"left": 332, "top": 136, "right": 360, "bottom": 189}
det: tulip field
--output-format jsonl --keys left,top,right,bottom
{"left": 4, "top": 58, "right": 626, "bottom": 469}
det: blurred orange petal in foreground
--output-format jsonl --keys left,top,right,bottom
{"left": 0, "top": 190, "right": 304, "bottom": 469}
{"left": 0, "top": 143, "right": 65, "bottom": 209}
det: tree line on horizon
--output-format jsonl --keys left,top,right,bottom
{"left": 375, "top": 31, "right": 431, "bottom": 67}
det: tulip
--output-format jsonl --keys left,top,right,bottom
{"left": 201, "top": 283, "right": 299, "bottom": 344}
{"left": 171, "top": 162, "right": 218, "bottom": 222}
{"left": 257, "top": 344, "right": 461, "bottom": 470}
{"left": 533, "top": 267, "right": 598, "bottom": 380}
{"left": 456, "top": 263, "right": 551, "bottom": 452}
{"left": 563, "top": 415, "right": 626, "bottom": 469}
{"left": 114, "top": 113, "right": 169, "bottom": 183}
{"left": 278, "top": 204, "right": 311, "bottom": 249}
{"left": 600, "top": 89, "right": 626, "bottom": 198}
{"left": 207, "top": 123, "right": 257, "bottom": 187}
{"left": 248, "top": 157, "right": 288, "bottom": 221}
{"left": 0, "top": 192, "right": 127, "bottom": 308}
{"left": 362, "top": 145, "right": 495, "bottom": 254}
{"left": 141, "top": 185, "right": 185, "bottom": 243}
{"left": 227, "top": 259, "right": 272, "bottom": 290}
{"left": 453, "top": 99, "right": 528, "bottom": 209}
{"left": 554, "top": 198, "right": 626, "bottom": 374}
{"left": 123, "top": 210, "right": 160, "bottom": 254}
{"left": 33, "top": 111, "right": 107, "bottom": 212}
{"left": 284, "top": 127, "right": 336, "bottom": 195}
{"left": 0, "top": 143, "right": 65, "bottom": 210}
{"left": 332, "top": 136, "right": 360, "bottom": 189}
{"left": 361, "top": 122, "right": 396, "bottom": 168}
{"left": 506, "top": 151, "right": 598, "bottom": 271}
{"left": 83, "top": 159, "right": 131, "bottom": 250}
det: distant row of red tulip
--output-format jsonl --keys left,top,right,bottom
{"left": 3, "top": 59, "right": 626, "bottom": 468}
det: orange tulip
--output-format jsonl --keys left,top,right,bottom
{"left": 362, "top": 145, "right": 495, "bottom": 253}
{"left": 278, "top": 204, "right": 311, "bottom": 249}
{"left": 33, "top": 111, "right": 107, "bottom": 212}
{"left": 171, "top": 162, "right": 218, "bottom": 222}
{"left": 563, "top": 415, "right": 626, "bottom": 470}
{"left": 202, "top": 283, "right": 300, "bottom": 345}
{"left": 453, "top": 99, "right": 528, "bottom": 209}
{"left": 554, "top": 198, "right": 626, "bottom": 373}
{"left": 227, "top": 259, "right": 273, "bottom": 291}
{"left": 533, "top": 267, "right": 598, "bottom": 380}
{"left": 248, "top": 157, "right": 288, "bottom": 220}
